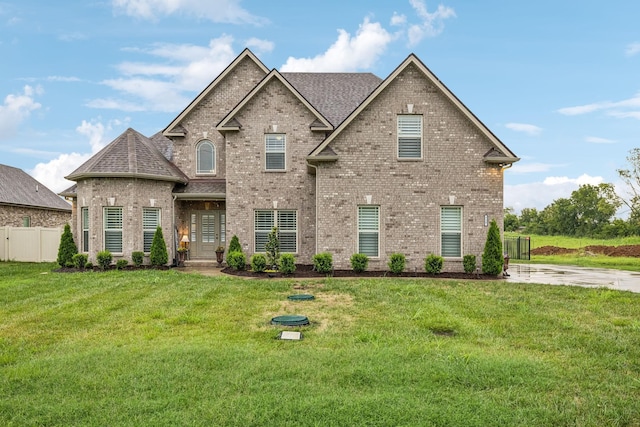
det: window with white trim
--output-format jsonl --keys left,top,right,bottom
{"left": 81, "top": 207, "right": 89, "bottom": 252}
{"left": 22, "top": 216, "right": 30, "bottom": 227}
{"left": 196, "top": 140, "right": 215, "bottom": 174}
{"left": 441, "top": 206, "right": 462, "bottom": 257}
{"left": 397, "top": 115, "right": 422, "bottom": 159}
{"left": 143, "top": 208, "right": 161, "bottom": 253}
{"left": 104, "top": 207, "right": 123, "bottom": 253}
{"left": 358, "top": 206, "right": 379, "bottom": 257}
{"left": 265, "top": 134, "right": 285, "bottom": 171}
{"left": 254, "top": 210, "right": 297, "bottom": 253}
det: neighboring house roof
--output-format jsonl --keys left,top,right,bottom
{"left": 308, "top": 54, "right": 520, "bottom": 165}
{"left": 281, "top": 72, "right": 382, "bottom": 127}
{"left": 217, "top": 69, "right": 334, "bottom": 132}
{"left": 0, "top": 164, "right": 71, "bottom": 211}
{"left": 173, "top": 179, "right": 226, "bottom": 199}
{"left": 163, "top": 49, "right": 270, "bottom": 137}
{"left": 65, "top": 128, "right": 188, "bottom": 183}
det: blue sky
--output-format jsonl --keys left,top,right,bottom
{"left": 1, "top": 0, "right": 639, "bottom": 215}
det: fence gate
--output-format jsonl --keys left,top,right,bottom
{"left": 503, "top": 236, "right": 531, "bottom": 260}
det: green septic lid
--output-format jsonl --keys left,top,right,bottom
{"left": 271, "top": 315, "right": 310, "bottom": 326}
{"left": 287, "top": 294, "right": 315, "bottom": 301}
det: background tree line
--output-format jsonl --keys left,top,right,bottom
{"left": 505, "top": 148, "right": 640, "bottom": 238}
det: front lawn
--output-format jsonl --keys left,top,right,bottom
{"left": 1, "top": 262, "right": 639, "bottom": 426}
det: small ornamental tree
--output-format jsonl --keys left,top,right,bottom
{"left": 149, "top": 226, "right": 168, "bottom": 266}
{"left": 265, "top": 227, "right": 280, "bottom": 268}
{"left": 57, "top": 223, "right": 78, "bottom": 267}
{"left": 228, "top": 235, "right": 242, "bottom": 254}
{"left": 482, "top": 219, "right": 504, "bottom": 275}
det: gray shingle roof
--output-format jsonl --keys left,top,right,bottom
{"left": 66, "top": 128, "right": 187, "bottom": 183}
{"left": 281, "top": 73, "right": 382, "bottom": 126}
{"left": 173, "top": 179, "right": 226, "bottom": 198}
{"left": 0, "top": 164, "right": 71, "bottom": 211}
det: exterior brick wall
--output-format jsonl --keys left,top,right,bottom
{"left": 0, "top": 204, "right": 70, "bottom": 228}
{"left": 315, "top": 64, "right": 504, "bottom": 271}
{"left": 73, "top": 177, "right": 175, "bottom": 264}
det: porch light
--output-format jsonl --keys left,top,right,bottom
{"left": 181, "top": 234, "right": 190, "bottom": 249}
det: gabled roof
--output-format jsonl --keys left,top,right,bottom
{"left": 217, "top": 69, "right": 333, "bottom": 132}
{"left": 281, "top": 72, "right": 382, "bottom": 127}
{"left": 0, "top": 164, "right": 71, "bottom": 211}
{"left": 65, "top": 128, "right": 188, "bottom": 184}
{"left": 308, "top": 54, "right": 520, "bottom": 164}
{"left": 163, "top": 49, "right": 269, "bottom": 137}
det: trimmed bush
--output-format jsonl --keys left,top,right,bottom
{"left": 72, "top": 253, "right": 88, "bottom": 269}
{"left": 388, "top": 253, "right": 406, "bottom": 274}
{"left": 132, "top": 251, "right": 144, "bottom": 267}
{"left": 96, "top": 250, "right": 112, "bottom": 270}
{"left": 424, "top": 254, "right": 444, "bottom": 274}
{"left": 279, "top": 253, "right": 296, "bottom": 274}
{"left": 482, "top": 219, "right": 504, "bottom": 276}
{"left": 463, "top": 254, "right": 477, "bottom": 274}
{"left": 265, "top": 227, "right": 280, "bottom": 268}
{"left": 350, "top": 253, "right": 369, "bottom": 273}
{"left": 84, "top": 261, "right": 93, "bottom": 270}
{"left": 228, "top": 235, "right": 242, "bottom": 254}
{"left": 149, "top": 226, "right": 168, "bottom": 266}
{"left": 57, "top": 223, "right": 78, "bottom": 267}
{"left": 227, "top": 251, "right": 246, "bottom": 271}
{"left": 312, "top": 252, "right": 333, "bottom": 274}
{"left": 116, "top": 259, "right": 128, "bottom": 270}
{"left": 250, "top": 253, "right": 267, "bottom": 272}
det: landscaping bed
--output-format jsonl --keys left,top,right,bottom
{"left": 531, "top": 244, "right": 640, "bottom": 257}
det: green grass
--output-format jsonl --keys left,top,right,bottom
{"left": 2, "top": 262, "right": 640, "bottom": 426}
{"left": 505, "top": 233, "right": 640, "bottom": 271}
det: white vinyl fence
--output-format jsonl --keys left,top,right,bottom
{"left": 0, "top": 226, "right": 63, "bottom": 262}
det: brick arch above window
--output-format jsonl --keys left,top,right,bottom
{"left": 196, "top": 140, "right": 216, "bottom": 175}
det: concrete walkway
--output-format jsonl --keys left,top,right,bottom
{"left": 506, "top": 263, "right": 640, "bottom": 293}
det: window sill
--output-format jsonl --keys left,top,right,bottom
{"left": 396, "top": 158, "right": 423, "bottom": 162}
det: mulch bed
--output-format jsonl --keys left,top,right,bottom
{"left": 530, "top": 244, "right": 640, "bottom": 257}
{"left": 222, "top": 264, "right": 502, "bottom": 280}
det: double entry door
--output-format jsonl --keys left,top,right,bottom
{"left": 189, "top": 210, "right": 225, "bottom": 259}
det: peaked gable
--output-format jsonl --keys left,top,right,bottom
{"left": 66, "top": 128, "right": 187, "bottom": 183}
{"left": 308, "top": 54, "right": 519, "bottom": 164}
{"left": 216, "top": 69, "right": 333, "bottom": 131}
{"left": 163, "top": 49, "right": 269, "bottom": 137}
{"left": 0, "top": 164, "right": 71, "bottom": 211}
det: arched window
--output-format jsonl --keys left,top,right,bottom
{"left": 196, "top": 140, "right": 215, "bottom": 174}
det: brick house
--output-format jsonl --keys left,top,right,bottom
{"left": 0, "top": 164, "right": 71, "bottom": 228}
{"left": 62, "top": 49, "right": 519, "bottom": 271}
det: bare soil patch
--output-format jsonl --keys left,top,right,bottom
{"left": 530, "top": 244, "right": 640, "bottom": 257}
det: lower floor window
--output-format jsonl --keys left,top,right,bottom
{"left": 104, "top": 207, "right": 123, "bottom": 253}
{"left": 441, "top": 206, "right": 462, "bottom": 257}
{"left": 143, "top": 208, "right": 161, "bottom": 252}
{"left": 358, "top": 205, "right": 379, "bottom": 257}
{"left": 254, "top": 210, "right": 297, "bottom": 253}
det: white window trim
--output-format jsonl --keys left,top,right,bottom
{"left": 265, "top": 134, "right": 286, "bottom": 171}
{"left": 358, "top": 205, "right": 380, "bottom": 258}
{"left": 397, "top": 114, "right": 423, "bottom": 160}
{"left": 440, "top": 206, "right": 463, "bottom": 258}
{"left": 196, "top": 140, "right": 216, "bottom": 175}
{"left": 104, "top": 207, "right": 123, "bottom": 254}
{"left": 254, "top": 209, "right": 298, "bottom": 254}
{"left": 81, "top": 207, "right": 89, "bottom": 253}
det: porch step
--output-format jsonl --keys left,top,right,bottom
{"left": 183, "top": 259, "right": 223, "bottom": 268}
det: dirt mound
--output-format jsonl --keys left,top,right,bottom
{"left": 531, "top": 245, "right": 640, "bottom": 257}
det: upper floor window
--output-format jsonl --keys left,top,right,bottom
{"left": 196, "top": 140, "right": 215, "bottom": 175}
{"left": 265, "top": 134, "right": 285, "bottom": 171}
{"left": 397, "top": 115, "right": 422, "bottom": 159}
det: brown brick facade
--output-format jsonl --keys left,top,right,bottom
{"left": 0, "top": 204, "right": 70, "bottom": 228}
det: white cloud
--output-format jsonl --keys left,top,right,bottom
{"left": 280, "top": 18, "right": 392, "bottom": 72}
{"left": 558, "top": 92, "right": 640, "bottom": 119}
{"left": 245, "top": 38, "right": 274, "bottom": 54}
{"left": 391, "top": 12, "right": 407, "bottom": 26}
{"left": 111, "top": 0, "right": 267, "bottom": 25}
{"left": 586, "top": 136, "right": 615, "bottom": 144}
{"left": 505, "top": 122, "right": 542, "bottom": 135}
{"left": 0, "top": 85, "right": 43, "bottom": 140}
{"left": 505, "top": 174, "right": 603, "bottom": 213}
{"left": 30, "top": 119, "right": 121, "bottom": 193}
{"left": 509, "top": 162, "right": 564, "bottom": 174}
{"left": 625, "top": 42, "right": 640, "bottom": 57}
{"left": 88, "top": 36, "right": 237, "bottom": 112}
{"left": 406, "top": 0, "right": 456, "bottom": 46}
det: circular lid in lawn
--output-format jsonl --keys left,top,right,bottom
{"left": 271, "top": 315, "right": 310, "bottom": 326}
{"left": 287, "top": 294, "right": 315, "bottom": 301}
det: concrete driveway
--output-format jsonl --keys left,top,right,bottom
{"left": 506, "top": 263, "right": 640, "bottom": 293}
